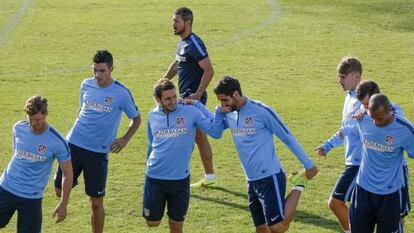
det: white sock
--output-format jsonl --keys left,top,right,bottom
{"left": 205, "top": 174, "right": 216, "bottom": 180}
{"left": 344, "top": 230, "right": 351, "bottom": 233}
{"left": 293, "top": 186, "right": 304, "bottom": 192}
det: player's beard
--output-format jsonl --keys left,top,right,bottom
{"left": 162, "top": 103, "right": 177, "bottom": 112}
{"left": 174, "top": 26, "right": 184, "bottom": 35}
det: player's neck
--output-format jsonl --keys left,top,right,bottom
{"left": 236, "top": 96, "right": 247, "bottom": 111}
{"left": 98, "top": 78, "right": 113, "bottom": 88}
{"left": 179, "top": 29, "right": 192, "bottom": 40}
{"left": 31, "top": 123, "right": 49, "bottom": 134}
{"left": 383, "top": 113, "right": 394, "bottom": 126}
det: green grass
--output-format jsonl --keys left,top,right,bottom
{"left": 1, "top": 0, "right": 414, "bottom": 232}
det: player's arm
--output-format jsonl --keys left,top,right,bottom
{"left": 315, "top": 127, "right": 344, "bottom": 158}
{"left": 53, "top": 159, "right": 73, "bottom": 223}
{"left": 163, "top": 60, "right": 178, "bottom": 80}
{"left": 111, "top": 114, "right": 141, "bottom": 153}
{"left": 188, "top": 57, "right": 214, "bottom": 100}
{"left": 263, "top": 107, "right": 317, "bottom": 178}
{"left": 186, "top": 102, "right": 225, "bottom": 139}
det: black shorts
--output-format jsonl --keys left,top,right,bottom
{"left": 331, "top": 165, "right": 359, "bottom": 202}
{"left": 350, "top": 184, "right": 403, "bottom": 233}
{"left": 54, "top": 143, "right": 108, "bottom": 198}
{"left": 142, "top": 175, "right": 190, "bottom": 222}
{"left": 0, "top": 186, "right": 42, "bottom": 233}
{"left": 248, "top": 172, "right": 286, "bottom": 227}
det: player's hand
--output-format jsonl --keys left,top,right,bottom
{"left": 110, "top": 138, "right": 127, "bottom": 153}
{"left": 314, "top": 146, "right": 327, "bottom": 159}
{"left": 219, "top": 105, "right": 232, "bottom": 113}
{"left": 186, "top": 93, "right": 201, "bottom": 100}
{"left": 305, "top": 166, "right": 318, "bottom": 179}
{"left": 179, "top": 98, "right": 196, "bottom": 105}
{"left": 352, "top": 109, "right": 366, "bottom": 121}
{"left": 52, "top": 203, "right": 67, "bottom": 223}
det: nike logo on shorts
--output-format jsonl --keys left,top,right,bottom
{"left": 271, "top": 215, "right": 279, "bottom": 222}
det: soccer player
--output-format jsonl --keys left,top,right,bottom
{"left": 0, "top": 96, "right": 73, "bottom": 232}
{"left": 315, "top": 56, "right": 362, "bottom": 233}
{"left": 355, "top": 80, "right": 410, "bottom": 220}
{"left": 142, "top": 79, "right": 222, "bottom": 233}
{"left": 163, "top": 7, "right": 216, "bottom": 188}
{"left": 212, "top": 76, "right": 318, "bottom": 233}
{"left": 54, "top": 50, "right": 141, "bottom": 233}
{"left": 350, "top": 93, "right": 414, "bottom": 232}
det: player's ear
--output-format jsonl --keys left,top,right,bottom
{"left": 154, "top": 96, "right": 161, "bottom": 104}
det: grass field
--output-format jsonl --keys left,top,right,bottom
{"left": 1, "top": 0, "right": 414, "bottom": 232}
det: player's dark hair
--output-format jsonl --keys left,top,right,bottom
{"left": 337, "top": 56, "right": 362, "bottom": 76}
{"left": 369, "top": 93, "right": 392, "bottom": 113}
{"left": 93, "top": 50, "right": 113, "bottom": 68}
{"left": 175, "top": 7, "right": 193, "bottom": 24}
{"left": 24, "top": 96, "right": 48, "bottom": 115}
{"left": 214, "top": 76, "right": 243, "bottom": 97}
{"left": 356, "top": 80, "right": 380, "bottom": 101}
{"left": 154, "top": 78, "right": 176, "bottom": 98}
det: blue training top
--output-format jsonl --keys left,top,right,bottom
{"left": 175, "top": 32, "right": 209, "bottom": 96}
{"left": 0, "top": 121, "right": 70, "bottom": 199}
{"left": 146, "top": 101, "right": 222, "bottom": 180}
{"left": 67, "top": 77, "right": 140, "bottom": 153}
{"left": 214, "top": 98, "right": 314, "bottom": 181}
{"left": 321, "top": 90, "right": 362, "bottom": 165}
{"left": 357, "top": 113, "right": 414, "bottom": 194}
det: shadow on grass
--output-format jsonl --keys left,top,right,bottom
{"left": 191, "top": 186, "right": 249, "bottom": 212}
{"left": 191, "top": 186, "right": 342, "bottom": 232}
{"left": 295, "top": 210, "right": 342, "bottom": 232}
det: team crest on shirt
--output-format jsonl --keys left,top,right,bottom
{"left": 177, "top": 117, "right": 185, "bottom": 127}
{"left": 245, "top": 117, "right": 253, "bottom": 127}
{"left": 180, "top": 47, "right": 185, "bottom": 55}
{"left": 385, "top": 135, "right": 394, "bottom": 145}
{"left": 37, "top": 145, "right": 47, "bottom": 155}
{"left": 104, "top": 96, "right": 112, "bottom": 106}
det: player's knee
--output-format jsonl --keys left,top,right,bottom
{"left": 54, "top": 188, "right": 61, "bottom": 197}
{"left": 168, "top": 219, "right": 183, "bottom": 233}
{"left": 255, "top": 224, "right": 269, "bottom": 233}
{"left": 89, "top": 198, "right": 104, "bottom": 211}
{"left": 269, "top": 222, "right": 289, "bottom": 233}
{"left": 146, "top": 220, "right": 161, "bottom": 227}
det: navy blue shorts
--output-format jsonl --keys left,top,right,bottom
{"left": 401, "top": 165, "right": 410, "bottom": 218}
{"left": 142, "top": 176, "right": 190, "bottom": 222}
{"left": 180, "top": 90, "right": 207, "bottom": 105}
{"left": 331, "top": 165, "right": 359, "bottom": 202}
{"left": 0, "top": 186, "right": 42, "bottom": 233}
{"left": 55, "top": 143, "right": 108, "bottom": 198}
{"left": 248, "top": 172, "right": 286, "bottom": 227}
{"left": 350, "top": 185, "right": 403, "bottom": 233}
